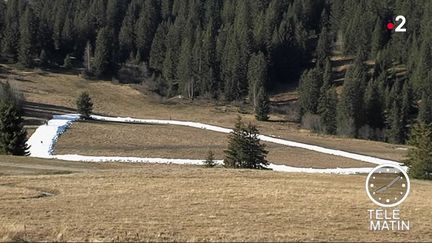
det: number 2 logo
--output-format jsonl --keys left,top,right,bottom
{"left": 395, "top": 15, "right": 406, "bottom": 32}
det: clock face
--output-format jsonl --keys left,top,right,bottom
{"left": 366, "top": 164, "right": 410, "bottom": 208}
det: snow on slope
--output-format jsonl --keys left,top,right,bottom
{"left": 27, "top": 114, "right": 80, "bottom": 157}
{"left": 27, "top": 114, "right": 405, "bottom": 174}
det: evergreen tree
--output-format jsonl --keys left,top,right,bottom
{"left": 418, "top": 91, "right": 432, "bottom": 124}
{"left": 364, "top": 79, "right": 384, "bottom": 129}
{"left": 318, "top": 83, "right": 337, "bottom": 135}
{"left": 160, "top": 0, "right": 173, "bottom": 20}
{"left": 135, "top": 0, "right": 160, "bottom": 61}
{"left": 88, "top": 0, "right": 107, "bottom": 31}
{"left": 162, "top": 48, "right": 177, "bottom": 96}
{"left": 93, "top": 27, "right": 113, "bottom": 78}
{"left": 299, "top": 68, "right": 322, "bottom": 115}
{"left": 387, "top": 101, "right": 404, "bottom": 144}
{"left": 18, "top": 6, "right": 36, "bottom": 68}
{"left": 186, "top": 16, "right": 217, "bottom": 97}
{"left": 106, "top": 0, "right": 126, "bottom": 33}
{"left": 177, "top": 38, "right": 193, "bottom": 98}
{"left": 255, "top": 87, "right": 270, "bottom": 121}
{"left": 76, "top": 91, "right": 93, "bottom": 119}
{"left": 336, "top": 58, "right": 366, "bottom": 136}
{"left": 118, "top": 2, "right": 139, "bottom": 62}
{"left": 162, "top": 19, "right": 182, "bottom": 95}
{"left": 412, "top": 41, "right": 432, "bottom": 93}
{"left": 404, "top": 123, "right": 432, "bottom": 180}
{"left": 149, "top": 21, "right": 169, "bottom": 73}
{"left": 61, "top": 12, "right": 75, "bottom": 55}
{"left": 315, "top": 26, "right": 331, "bottom": 67}
{"left": 225, "top": 1, "right": 252, "bottom": 100}
{"left": 37, "top": 3, "right": 54, "bottom": 60}
{"left": 370, "top": 18, "right": 384, "bottom": 59}
{"left": 190, "top": 30, "right": 204, "bottom": 97}
{"left": 322, "top": 58, "right": 332, "bottom": 85}
{"left": 0, "top": 101, "right": 29, "bottom": 156}
{"left": 2, "top": 0, "right": 21, "bottom": 60}
{"left": 224, "top": 117, "right": 269, "bottom": 169}
{"left": 247, "top": 51, "right": 267, "bottom": 108}
{"left": 52, "top": 0, "right": 66, "bottom": 51}
{"left": 401, "top": 80, "right": 415, "bottom": 140}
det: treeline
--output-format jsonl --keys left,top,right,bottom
{"left": 0, "top": 0, "right": 323, "bottom": 100}
{"left": 0, "top": 0, "right": 432, "bottom": 144}
{"left": 297, "top": 0, "right": 432, "bottom": 144}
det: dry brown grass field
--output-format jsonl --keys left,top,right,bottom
{"left": 55, "top": 121, "right": 372, "bottom": 168}
{"left": 1, "top": 64, "right": 428, "bottom": 242}
{"left": 1, "top": 157, "right": 432, "bottom": 242}
{"left": 1, "top": 64, "right": 408, "bottom": 163}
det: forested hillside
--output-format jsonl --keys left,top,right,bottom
{"left": 0, "top": 0, "right": 431, "bottom": 144}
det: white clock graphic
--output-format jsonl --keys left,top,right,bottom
{"left": 365, "top": 164, "right": 410, "bottom": 208}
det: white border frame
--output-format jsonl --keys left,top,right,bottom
{"left": 365, "top": 164, "right": 410, "bottom": 208}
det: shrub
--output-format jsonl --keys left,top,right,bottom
{"left": 204, "top": 150, "right": 216, "bottom": 167}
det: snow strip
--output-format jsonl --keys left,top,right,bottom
{"left": 27, "top": 114, "right": 80, "bottom": 157}
{"left": 53, "top": 154, "right": 374, "bottom": 175}
{"left": 27, "top": 113, "right": 406, "bottom": 174}
{"left": 90, "top": 115, "right": 402, "bottom": 166}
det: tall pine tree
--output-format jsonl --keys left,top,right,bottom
{"left": 93, "top": 27, "right": 113, "bottom": 78}
{"left": 18, "top": 6, "right": 37, "bottom": 68}
{"left": 247, "top": 51, "right": 267, "bottom": 109}
{"left": 336, "top": 58, "right": 366, "bottom": 136}
{"left": 255, "top": 87, "right": 270, "bottom": 121}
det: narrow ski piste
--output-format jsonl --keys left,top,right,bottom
{"left": 26, "top": 114, "right": 405, "bottom": 174}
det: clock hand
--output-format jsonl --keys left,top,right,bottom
{"left": 375, "top": 176, "right": 401, "bottom": 194}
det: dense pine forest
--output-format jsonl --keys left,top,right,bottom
{"left": 0, "top": 0, "right": 431, "bottom": 145}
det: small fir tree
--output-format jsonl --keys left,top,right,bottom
{"left": 204, "top": 150, "right": 216, "bottom": 167}
{"left": 76, "top": 92, "right": 93, "bottom": 119}
{"left": 224, "top": 117, "right": 269, "bottom": 169}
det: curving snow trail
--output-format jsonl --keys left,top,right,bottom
{"left": 27, "top": 114, "right": 405, "bottom": 174}
{"left": 27, "top": 114, "right": 80, "bottom": 157}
